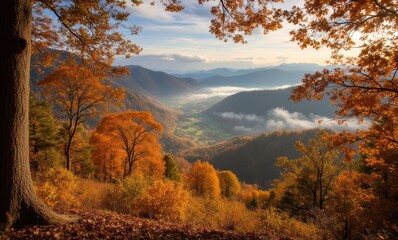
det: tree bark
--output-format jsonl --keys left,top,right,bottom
{"left": 0, "top": 0, "right": 76, "bottom": 229}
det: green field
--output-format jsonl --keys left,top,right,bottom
{"left": 165, "top": 95, "right": 233, "bottom": 146}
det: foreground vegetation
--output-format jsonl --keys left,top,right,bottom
{"left": 25, "top": 97, "right": 398, "bottom": 239}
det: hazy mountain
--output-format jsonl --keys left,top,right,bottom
{"left": 207, "top": 87, "right": 335, "bottom": 117}
{"left": 204, "top": 87, "right": 337, "bottom": 135}
{"left": 172, "top": 67, "right": 262, "bottom": 80}
{"left": 115, "top": 65, "right": 201, "bottom": 99}
{"left": 180, "top": 129, "right": 322, "bottom": 187}
{"left": 200, "top": 69, "right": 306, "bottom": 88}
{"left": 172, "top": 63, "right": 331, "bottom": 81}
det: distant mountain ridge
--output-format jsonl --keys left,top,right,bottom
{"left": 172, "top": 63, "right": 333, "bottom": 81}
{"left": 203, "top": 87, "right": 336, "bottom": 135}
{"left": 206, "top": 87, "right": 335, "bottom": 117}
{"left": 200, "top": 68, "right": 306, "bottom": 88}
{"left": 115, "top": 65, "right": 201, "bottom": 99}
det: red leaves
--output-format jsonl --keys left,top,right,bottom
{"left": 3, "top": 209, "right": 270, "bottom": 240}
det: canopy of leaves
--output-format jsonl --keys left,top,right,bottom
{"left": 186, "top": 160, "right": 220, "bottom": 198}
{"left": 90, "top": 111, "right": 164, "bottom": 179}
{"left": 276, "top": 131, "right": 342, "bottom": 214}
{"left": 218, "top": 170, "right": 241, "bottom": 198}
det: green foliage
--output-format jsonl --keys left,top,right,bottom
{"left": 276, "top": 130, "right": 342, "bottom": 216}
{"left": 103, "top": 173, "right": 149, "bottom": 214}
{"left": 29, "top": 97, "right": 62, "bottom": 171}
{"left": 163, "top": 154, "right": 181, "bottom": 181}
{"left": 218, "top": 170, "right": 241, "bottom": 198}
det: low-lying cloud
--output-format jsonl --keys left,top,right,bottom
{"left": 214, "top": 107, "right": 368, "bottom": 134}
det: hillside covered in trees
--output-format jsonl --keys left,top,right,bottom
{"left": 181, "top": 129, "right": 321, "bottom": 187}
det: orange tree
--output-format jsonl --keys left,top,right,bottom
{"left": 186, "top": 160, "right": 220, "bottom": 198}
{"left": 39, "top": 61, "right": 124, "bottom": 171}
{"left": 91, "top": 111, "right": 164, "bottom": 179}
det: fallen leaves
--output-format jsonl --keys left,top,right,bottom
{"left": 1, "top": 209, "right": 271, "bottom": 240}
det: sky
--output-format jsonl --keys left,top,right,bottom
{"left": 113, "top": 0, "right": 333, "bottom": 72}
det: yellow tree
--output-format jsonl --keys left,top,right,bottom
{"left": 91, "top": 111, "right": 164, "bottom": 178}
{"left": 218, "top": 170, "right": 241, "bottom": 198}
{"left": 276, "top": 131, "right": 342, "bottom": 214}
{"left": 186, "top": 160, "right": 220, "bottom": 198}
{"left": 39, "top": 61, "right": 124, "bottom": 171}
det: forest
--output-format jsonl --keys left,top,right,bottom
{"left": 1, "top": 0, "right": 397, "bottom": 239}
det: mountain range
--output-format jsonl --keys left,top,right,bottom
{"left": 172, "top": 63, "right": 333, "bottom": 81}
{"left": 115, "top": 65, "right": 201, "bottom": 99}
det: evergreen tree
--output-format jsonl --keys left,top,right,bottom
{"left": 29, "top": 97, "right": 62, "bottom": 171}
{"left": 163, "top": 155, "right": 181, "bottom": 182}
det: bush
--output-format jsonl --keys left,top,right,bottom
{"left": 103, "top": 173, "right": 149, "bottom": 214}
{"left": 76, "top": 178, "right": 111, "bottom": 209}
{"left": 135, "top": 180, "right": 189, "bottom": 222}
{"left": 34, "top": 168, "right": 80, "bottom": 209}
{"left": 185, "top": 196, "right": 259, "bottom": 233}
{"left": 258, "top": 208, "right": 323, "bottom": 240}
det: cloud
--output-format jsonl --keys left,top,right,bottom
{"left": 214, "top": 107, "right": 368, "bottom": 134}
{"left": 218, "top": 112, "right": 264, "bottom": 122}
{"left": 133, "top": 53, "right": 208, "bottom": 63}
{"left": 185, "top": 87, "right": 262, "bottom": 101}
{"left": 275, "top": 56, "right": 289, "bottom": 62}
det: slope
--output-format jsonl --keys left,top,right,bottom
{"left": 115, "top": 65, "right": 201, "bottom": 99}
{"left": 207, "top": 87, "right": 335, "bottom": 116}
{"left": 180, "top": 129, "right": 322, "bottom": 187}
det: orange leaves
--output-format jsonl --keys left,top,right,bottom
{"left": 186, "top": 160, "right": 221, "bottom": 198}
{"left": 135, "top": 180, "right": 190, "bottom": 222}
{"left": 91, "top": 111, "right": 164, "bottom": 179}
{"left": 208, "top": 0, "right": 283, "bottom": 43}
{"left": 39, "top": 61, "right": 125, "bottom": 121}
{"left": 32, "top": 0, "right": 142, "bottom": 65}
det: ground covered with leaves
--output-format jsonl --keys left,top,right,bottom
{"left": 1, "top": 209, "right": 272, "bottom": 240}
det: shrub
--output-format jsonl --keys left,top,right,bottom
{"left": 185, "top": 196, "right": 259, "bottom": 233}
{"left": 103, "top": 173, "right": 149, "bottom": 214}
{"left": 135, "top": 180, "right": 189, "bottom": 222}
{"left": 258, "top": 208, "right": 323, "bottom": 240}
{"left": 34, "top": 168, "right": 80, "bottom": 209}
{"left": 76, "top": 178, "right": 111, "bottom": 209}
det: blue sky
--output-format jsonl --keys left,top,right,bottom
{"left": 113, "top": 0, "right": 332, "bottom": 72}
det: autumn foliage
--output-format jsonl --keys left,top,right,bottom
{"left": 40, "top": 60, "right": 124, "bottom": 170}
{"left": 90, "top": 111, "right": 164, "bottom": 179}
{"left": 186, "top": 160, "right": 221, "bottom": 198}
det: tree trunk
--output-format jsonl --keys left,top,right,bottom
{"left": 65, "top": 136, "right": 73, "bottom": 170}
{"left": 0, "top": 0, "right": 76, "bottom": 229}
